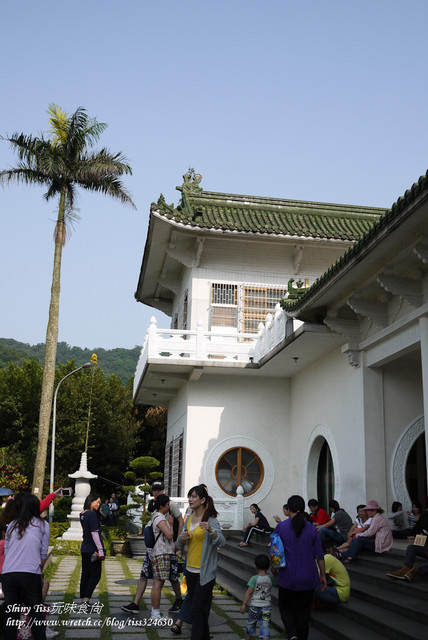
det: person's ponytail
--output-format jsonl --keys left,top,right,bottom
{"left": 287, "top": 495, "right": 306, "bottom": 538}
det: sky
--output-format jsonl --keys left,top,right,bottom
{"left": 1, "top": 1, "right": 428, "bottom": 351}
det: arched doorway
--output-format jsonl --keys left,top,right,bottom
{"left": 306, "top": 431, "right": 337, "bottom": 511}
{"left": 317, "top": 439, "right": 335, "bottom": 509}
{"left": 406, "top": 433, "right": 427, "bottom": 508}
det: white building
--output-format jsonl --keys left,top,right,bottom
{"left": 133, "top": 170, "right": 428, "bottom": 521}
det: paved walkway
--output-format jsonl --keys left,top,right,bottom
{"left": 44, "top": 556, "right": 285, "bottom": 639}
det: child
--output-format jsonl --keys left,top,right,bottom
{"left": 240, "top": 554, "right": 277, "bottom": 640}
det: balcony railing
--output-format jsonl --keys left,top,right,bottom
{"left": 134, "top": 307, "right": 298, "bottom": 397}
{"left": 134, "top": 317, "right": 258, "bottom": 395}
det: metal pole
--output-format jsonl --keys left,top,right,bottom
{"left": 48, "top": 362, "right": 92, "bottom": 523}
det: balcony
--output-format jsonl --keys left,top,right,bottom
{"left": 132, "top": 307, "right": 304, "bottom": 404}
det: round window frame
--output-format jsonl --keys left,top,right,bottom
{"left": 215, "top": 446, "right": 264, "bottom": 497}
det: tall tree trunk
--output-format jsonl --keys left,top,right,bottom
{"left": 32, "top": 190, "right": 66, "bottom": 496}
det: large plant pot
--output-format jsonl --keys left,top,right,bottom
{"left": 128, "top": 536, "right": 147, "bottom": 558}
{"left": 112, "top": 539, "right": 130, "bottom": 556}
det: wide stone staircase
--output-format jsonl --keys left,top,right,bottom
{"left": 216, "top": 531, "right": 428, "bottom": 640}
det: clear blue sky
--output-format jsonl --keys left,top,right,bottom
{"left": 1, "top": 1, "right": 428, "bottom": 350}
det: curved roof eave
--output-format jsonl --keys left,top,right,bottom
{"left": 282, "top": 170, "right": 428, "bottom": 320}
{"left": 152, "top": 210, "right": 351, "bottom": 246}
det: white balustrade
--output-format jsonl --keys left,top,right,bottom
{"left": 133, "top": 310, "right": 298, "bottom": 397}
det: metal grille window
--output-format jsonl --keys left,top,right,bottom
{"left": 242, "top": 285, "right": 288, "bottom": 333}
{"left": 216, "top": 447, "right": 264, "bottom": 496}
{"left": 210, "top": 283, "right": 288, "bottom": 333}
{"left": 211, "top": 283, "right": 238, "bottom": 328}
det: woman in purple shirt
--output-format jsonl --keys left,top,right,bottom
{"left": 274, "top": 495, "right": 326, "bottom": 640}
{"left": 2, "top": 493, "right": 50, "bottom": 640}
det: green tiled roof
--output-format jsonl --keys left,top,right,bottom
{"left": 153, "top": 185, "right": 385, "bottom": 243}
{"left": 282, "top": 169, "right": 428, "bottom": 312}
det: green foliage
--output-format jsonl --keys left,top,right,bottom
{"left": 102, "top": 525, "right": 128, "bottom": 541}
{"left": 123, "top": 455, "right": 163, "bottom": 526}
{"left": 53, "top": 539, "right": 81, "bottom": 555}
{"left": 0, "top": 461, "right": 29, "bottom": 492}
{"left": 49, "top": 522, "right": 70, "bottom": 543}
{"left": 0, "top": 338, "right": 141, "bottom": 384}
{"left": 52, "top": 497, "right": 72, "bottom": 522}
{"left": 0, "top": 358, "right": 168, "bottom": 494}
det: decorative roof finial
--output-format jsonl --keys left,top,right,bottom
{"left": 181, "top": 167, "right": 203, "bottom": 194}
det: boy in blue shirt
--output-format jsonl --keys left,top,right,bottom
{"left": 240, "top": 554, "right": 277, "bottom": 639}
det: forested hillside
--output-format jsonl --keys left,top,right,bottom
{"left": 0, "top": 338, "right": 140, "bottom": 383}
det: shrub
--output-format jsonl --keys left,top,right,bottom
{"left": 0, "top": 463, "right": 28, "bottom": 492}
{"left": 53, "top": 540, "right": 81, "bottom": 555}
{"left": 49, "top": 522, "right": 70, "bottom": 543}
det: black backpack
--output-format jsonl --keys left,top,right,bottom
{"left": 143, "top": 521, "right": 161, "bottom": 548}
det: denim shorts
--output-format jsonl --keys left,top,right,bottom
{"left": 246, "top": 605, "right": 271, "bottom": 639}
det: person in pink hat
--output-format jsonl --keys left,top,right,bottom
{"left": 340, "top": 500, "right": 392, "bottom": 564}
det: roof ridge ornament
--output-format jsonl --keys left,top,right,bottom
{"left": 287, "top": 278, "right": 306, "bottom": 300}
{"left": 180, "top": 167, "right": 203, "bottom": 194}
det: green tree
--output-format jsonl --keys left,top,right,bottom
{"left": 0, "top": 359, "right": 142, "bottom": 494}
{"left": 0, "top": 105, "right": 135, "bottom": 495}
{"left": 123, "top": 456, "right": 162, "bottom": 527}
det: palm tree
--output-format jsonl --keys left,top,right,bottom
{"left": 0, "top": 105, "right": 135, "bottom": 495}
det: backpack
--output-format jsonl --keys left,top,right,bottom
{"left": 143, "top": 521, "right": 162, "bottom": 549}
{"left": 270, "top": 531, "right": 286, "bottom": 569}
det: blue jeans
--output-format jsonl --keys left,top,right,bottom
{"left": 404, "top": 544, "right": 428, "bottom": 568}
{"left": 319, "top": 529, "right": 346, "bottom": 546}
{"left": 314, "top": 584, "right": 340, "bottom": 604}
{"left": 246, "top": 605, "right": 271, "bottom": 639}
{"left": 347, "top": 536, "right": 375, "bottom": 560}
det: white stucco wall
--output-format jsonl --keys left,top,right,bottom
{"left": 187, "top": 239, "right": 348, "bottom": 331}
{"left": 166, "top": 384, "right": 189, "bottom": 443}
{"left": 382, "top": 357, "right": 423, "bottom": 508}
{"left": 289, "top": 347, "right": 366, "bottom": 515}
{"left": 179, "top": 374, "right": 291, "bottom": 525}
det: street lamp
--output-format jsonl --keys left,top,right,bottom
{"left": 49, "top": 362, "right": 93, "bottom": 523}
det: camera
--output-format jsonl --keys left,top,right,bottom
{"left": 60, "top": 488, "right": 72, "bottom": 497}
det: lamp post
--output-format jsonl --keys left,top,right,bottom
{"left": 49, "top": 362, "right": 93, "bottom": 523}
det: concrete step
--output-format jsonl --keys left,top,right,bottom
{"left": 216, "top": 535, "right": 428, "bottom": 640}
{"left": 346, "top": 559, "right": 428, "bottom": 603}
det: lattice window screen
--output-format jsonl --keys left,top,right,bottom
{"left": 242, "top": 285, "right": 288, "bottom": 333}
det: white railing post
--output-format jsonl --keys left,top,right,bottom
{"left": 147, "top": 316, "right": 158, "bottom": 358}
{"left": 195, "top": 319, "right": 205, "bottom": 359}
{"left": 274, "top": 303, "right": 282, "bottom": 345}
{"left": 235, "top": 485, "right": 244, "bottom": 530}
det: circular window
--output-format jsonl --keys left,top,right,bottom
{"left": 215, "top": 447, "right": 264, "bottom": 496}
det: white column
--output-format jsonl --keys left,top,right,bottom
{"left": 418, "top": 317, "right": 428, "bottom": 496}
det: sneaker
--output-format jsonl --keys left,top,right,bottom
{"left": 169, "top": 598, "right": 183, "bottom": 613}
{"left": 151, "top": 612, "right": 165, "bottom": 620}
{"left": 121, "top": 602, "right": 139, "bottom": 613}
{"left": 46, "top": 628, "right": 59, "bottom": 638}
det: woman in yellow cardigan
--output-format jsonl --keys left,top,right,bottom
{"left": 176, "top": 485, "right": 225, "bottom": 640}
